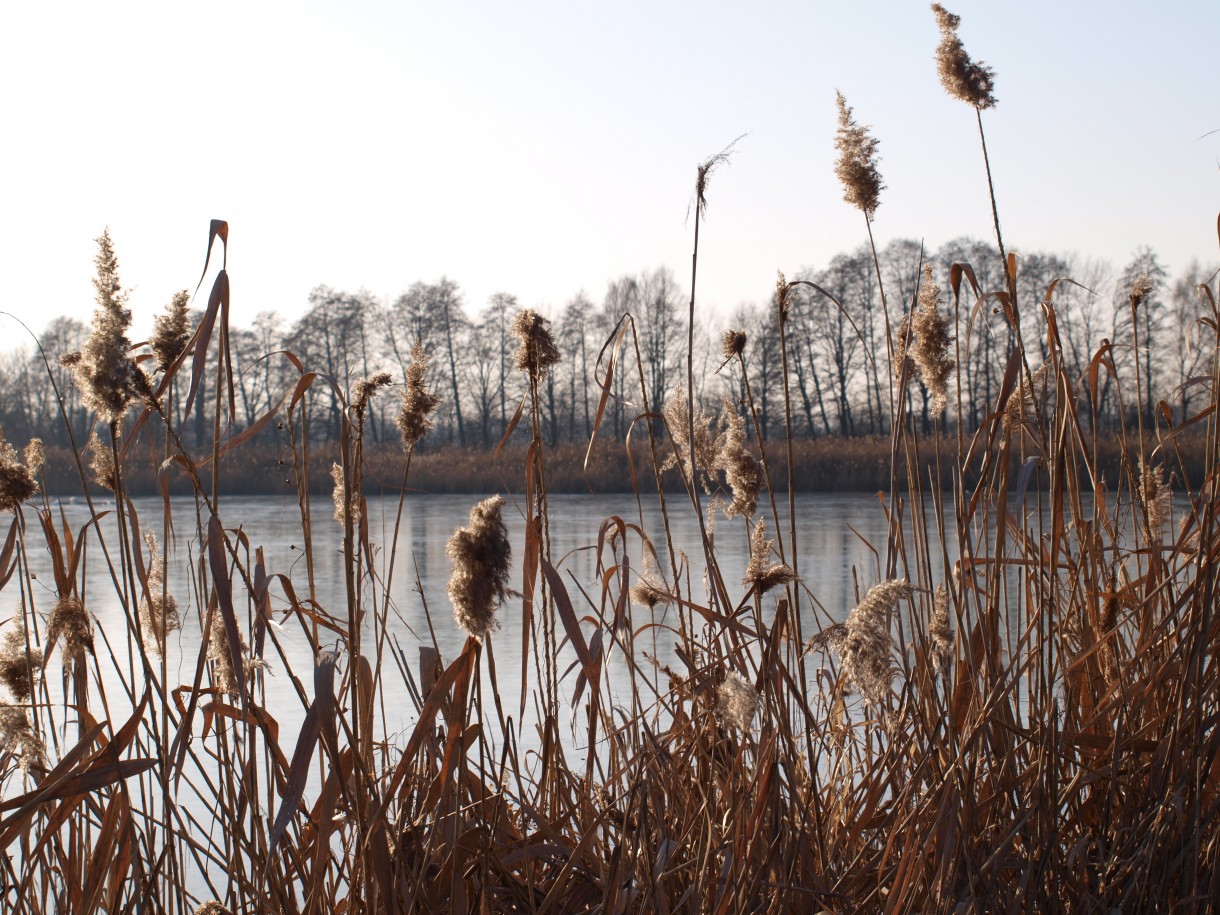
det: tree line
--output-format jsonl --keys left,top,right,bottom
{"left": 1, "top": 237, "right": 1215, "bottom": 455}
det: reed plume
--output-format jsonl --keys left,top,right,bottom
{"left": 0, "top": 706, "right": 44, "bottom": 774}
{"left": 929, "top": 584, "right": 954, "bottom": 674}
{"left": 87, "top": 431, "right": 117, "bottom": 491}
{"left": 721, "top": 329, "right": 747, "bottom": 360}
{"left": 0, "top": 430, "right": 39, "bottom": 512}
{"left": 63, "top": 229, "right": 138, "bottom": 424}
{"left": 715, "top": 399, "right": 761, "bottom": 518}
{"left": 834, "top": 91, "right": 884, "bottom": 218}
{"left": 152, "top": 290, "right": 191, "bottom": 372}
{"left": 395, "top": 340, "right": 440, "bottom": 450}
{"left": 138, "top": 532, "right": 181, "bottom": 656}
{"left": 743, "top": 520, "right": 795, "bottom": 596}
{"left": 908, "top": 265, "right": 955, "bottom": 416}
{"left": 817, "top": 580, "right": 911, "bottom": 709}
{"left": 0, "top": 621, "right": 41, "bottom": 702}
{"left": 932, "top": 4, "right": 997, "bottom": 109}
{"left": 47, "top": 596, "right": 93, "bottom": 660}
{"left": 446, "top": 495, "right": 512, "bottom": 639}
{"left": 715, "top": 670, "right": 759, "bottom": 732}
{"left": 512, "top": 309, "right": 561, "bottom": 383}
{"left": 1139, "top": 458, "right": 1172, "bottom": 534}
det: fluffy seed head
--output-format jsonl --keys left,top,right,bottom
{"left": 446, "top": 496, "right": 512, "bottom": 639}
{"left": 1139, "top": 459, "right": 1172, "bottom": 535}
{"left": 721, "top": 329, "right": 747, "bottom": 360}
{"left": 0, "top": 430, "right": 39, "bottom": 513}
{"left": 929, "top": 585, "right": 954, "bottom": 674}
{"left": 331, "top": 462, "right": 359, "bottom": 527}
{"left": 715, "top": 400, "right": 761, "bottom": 518}
{"left": 88, "top": 432, "right": 118, "bottom": 492}
{"left": 152, "top": 290, "right": 192, "bottom": 372}
{"left": 194, "top": 903, "right": 233, "bottom": 915}
{"left": 512, "top": 309, "right": 561, "bottom": 382}
{"left": 207, "top": 611, "right": 247, "bottom": 696}
{"left": 0, "top": 622, "right": 42, "bottom": 701}
{"left": 396, "top": 340, "right": 440, "bottom": 450}
{"left": 1130, "top": 271, "right": 1154, "bottom": 307}
{"left": 67, "top": 230, "right": 138, "bottom": 423}
{"left": 352, "top": 371, "right": 392, "bottom": 425}
{"left": 932, "top": 4, "right": 997, "bottom": 109}
{"left": 835, "top": 580, "right": 911, "bottom": 708}
{"left": 0, "top": 706, "right": 44, "bottom": 774}
{"left": 743, "top": 520, "right": 795, "bottom": 595}
{"left": 834, "top": 91, "right": 884, "bottom": 218}
{"left": 661, "top": 388, "right": 720, "bottom": 490}
{"left": 910, "top": 266, "right": 955, "bottom": 416}
{"left": 1003, "top": 363, "right": 1050, "bottom": 434}
{"left": 138, "top": 532, "right": 180, "bottom": 657}
{"left": 48, "top": 596, "right": 93, "bottom": 660}
{"left": 715, "top": 670, "right": 760, "bottom": 732}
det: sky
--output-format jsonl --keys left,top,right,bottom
{"left": 0, "top": 0, "right": 1217, "bottom": 344}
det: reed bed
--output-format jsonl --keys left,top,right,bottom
{"left": 3, "top": 10, "right": 1220, "bottom": 912}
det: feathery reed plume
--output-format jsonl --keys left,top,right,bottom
{"left": 47, "top": 596, "right": 92, "bottom": 660}
{"left": 63, "top": 229, "right": 137, "bottom": 424}
{"left": 396, "top": 339, "right": 440, "bottom": 450}
{"left": 909, "top": 265, "right": 955, "bottom": 416}
{"left": 193, "top": 903, "right": 233, "bottom": 915}
{"left": 816, "top": 580, "right": 910, "bottom": 709}
{"left": 743, "top": 520, "right": 795, "bottom": 595}
{"left": 1130, "top": 270, "right": 1154, "bottom": 307}
{"left": 87, "top": 431, "right": 117, "bottom": 491}
{"left": 152, "top": 289, "right": 191, "bottom": 372}
{"left": 512, "top": 309, "right": 561, "bottom": 383}
{"left": 0, "top": 621, "right": 41, "bottom": 701}
{"left": 446, "top": 495, "right": 512, "bottom": 639}
{"left": 0, "top": 706, "right": 44, "bottom": 774}
{"left": 22, "top": 439, "right": 43, "bottom": 478}
{"left": 330, "top": 462, "right": 358, "bottom": 527}
{"left": 207, "top": 613, "right": 248, "bottom": 696}
{"left": 834, "top": 91, "right": 884, "bottom": 218}
{"left": 929, "top": 584, "right": 954, "bottom": 674}
{"left": 775, "top": 272, "right": 792, "bottom": 324}
{"left": 892, "top": 314, "right": 912, "bottom": 381}
{"left": 1139, "top": 458, "right": 1172, "bottom": 534}
{"left": 661, "top": 388, "right": 719, "bottom": 488}
{"left": 715, "top": 670, "right": 760, "bottom": 732}
{"left": 1003, "top": 363, "right": 1050, "bottom": 434}
{"left": 715, "top": 399, "right": 761, "bottom": 518}
{"left": 721, "top": 329, "right": 747, "bottom": 360}
{"left": 630, "top": 553, "right": 674, "bottom": 609}
{"left": 932, "top": 4, "right": 997, "bottom": 109}
{"left": 0, "top": 430, "right": 39, "bottom": 512}
{"left": 138, "top": 532, "right": 180, "bottom": 657}
{"left": 352, "top": 371, "right": 392, "bottom": 424}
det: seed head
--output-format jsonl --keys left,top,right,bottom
{"left": 721, "top": 329, "right": 747, "bottom": 360}
{"left": 909, "top": 266, "right": 955, "bottom": 416}
{"left": 835, "top": 580, "right": 911, "bottom": 708}
{"left": 1139, "top": 459, "right": 1172, "bottom": 536}
{"left": 396, "top": 340, "right": 441, "bottom": 450}
{"left": 88, "top": 432, "right": 118, "bottom": 492}
{"left": 743, "top": 520, "right": 795, "bottom": 595}
{"left": 194, "top": 903, "right": 233, "bottom": 915}
{"left": 446, "top": 496, "right": 512, "bottom": 639}
{"left": 1003, "top": 363, "right": 1050, "bottom": 434}
{"left": 66, "top": 230, "right": 138, "bottom": 423}
{"left": 1130, "top": 271, "right": 1154, "bottom": 307}
{"left": 512, "top": 309, "right": 561, "bottom": 383}
{"left": 715, "top": 670, "right": 760, "bottom": 732}
{"left": 715, "top": 400, "right": 761, "bottom": 518}
{"left": 661, "top": 388, "right": 719, "bottom": 490}
{"left": 47, "top": 596, "right": 93, "bottom": 660}
{"left": 330, "top": 462, "right": 359, "bottom": 527}
{"left": 834, "top": 91, "right": 884, "bottom": 218}
{"left": 352, "top": 371, "right": 392, "bottom": 425}
{"left": 0, "top": 706, "right": 44, "bottom": 774}
{"left": 932, "top": 4, "right": 997, "bottom": 109}
{"left": 929, "top": 584, "right": 954, "bottom": 674}
{"left": 0, "top": 621, "right": 42, "bottom": 701}
{"left": 0, "top": 430, "right": 39, "bottom": 513}
{"left": 207, "top": 611, "right": 248, "bottom": 696}
{"left": 152, "top": 290, "right": 192, "bottom": 372}
{"left": 138, "top": 532, "right": 180, "bottom": 657}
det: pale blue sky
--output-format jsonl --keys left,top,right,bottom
{"left": 0, "top": 1, "right": 1216, "bottom": 339}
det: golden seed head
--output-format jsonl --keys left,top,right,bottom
{"left": 152, "top": 290, "right": 191, "bottom": 372}
{"left": 743, "top": 519, "right": 795, "bottom": 595}
{"left": 87, "top": 432, "right": 117, "bottom": 492}
{"left": 330, "top": 462, "right": 360, "bottom": 528}
{"left": 932, "top": 4, "right": 997, "bottom": 109}
{"left": 352, "top": 371, "right": 392, "bottom": 423}
{"left": 0, "top": 430, "right": 39, "bottom": 513}
{"left": 834, "top": 91, "right": 884, "bottom": 218}
{"left": 1130, "top": 270, "right": 1154, "bottom": 306}
{"left": 909, "top": 265, "right": 955, "bottom": 416}
{"left": 512, "top": 309, "right": 562, "bottom": 382}
{"left": 48, "top": 596, "right": 93, "bottom": 660}
{"left": 929, "top": 584, "right": 954, "bottom": 675}
{"left": 721, "top": 329, "right": 747, "bottom": 360}
{"left": 68, "top": 229, "right": 138, "bottom": 423}
{"left": 0, "top": 705, "right": 44, "bottom": 774}
{"left": 396, "top": 340, "right": 441, "bottom": 450}
{"left": 138, "top": 532, "right": 180, "bottom": 658}
{"left": 446, "top": 496, "right": 512, "bottom": 639}
{"left": 0, "top": 621, "right": 42, "bottom": 701}
{"left": 715, "top": 670, "right": 760, "bottom": 732}
{"left": 716, "top": 400, "right": 761, "bottom": 519}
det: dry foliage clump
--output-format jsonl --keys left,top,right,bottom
{"left": 446, "top": 495, "right": 512, "bottom": 638}
{"left": 0, "top": 621, "right": 42, "bottom": 702}
{"left": 0, "top": 431, "right": 40, "bottom": 512}
{"left": 0, "top": 705, "right": 44, "bottom": 774}
{"left": 714, "top": 670, "right": 759, "bottom": 732}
